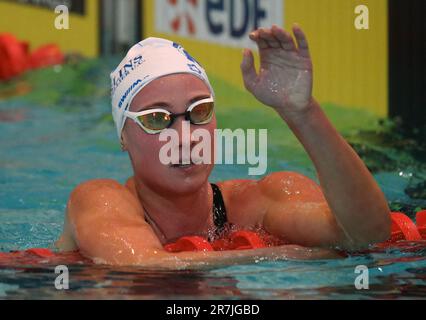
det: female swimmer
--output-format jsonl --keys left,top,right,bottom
{"left": 56, "top": 25, "right": 390, "bottom": 269}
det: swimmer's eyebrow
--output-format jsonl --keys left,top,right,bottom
{"left": 135, "top": 95, "right": 211, "bottom": 112}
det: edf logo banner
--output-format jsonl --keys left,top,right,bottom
{"left": 155, "top": 0, "right": 284, "bottom": 48}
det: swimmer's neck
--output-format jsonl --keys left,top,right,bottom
{"left": 128, "top": 177, "right": 214, "bottom": 243}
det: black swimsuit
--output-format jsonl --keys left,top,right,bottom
{"left": 210, "top": 183, "right": 228, "bottom": 236}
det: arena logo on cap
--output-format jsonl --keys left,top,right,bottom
{"left": 155, "top": 0, "right": 284, "bottom": 48}
{"left": 111, "top": 55, "right": 145, "bottom": 96}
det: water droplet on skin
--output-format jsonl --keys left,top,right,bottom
{"left": 282, "top": 189, "right": 291, "bottom": 195}
{"left": 267, "top": 80, "right": 279, "bottom": 93}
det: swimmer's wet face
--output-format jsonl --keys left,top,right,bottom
{"left": 122, "top": 73, "right": 216, "bottom": 195}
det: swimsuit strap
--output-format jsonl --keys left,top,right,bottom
{"left": 210, "top": 183, "right": 228, "bottom": 235}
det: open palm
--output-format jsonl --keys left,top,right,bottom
{"left": 241, "top": 25, "right": 313, "bottom": 115}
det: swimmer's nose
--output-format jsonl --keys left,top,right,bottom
{"left": 173, "top": 118, "right": 197, "bottom": 148}
{"left": 165, "top": 117, "right": 213, "bottom": 165}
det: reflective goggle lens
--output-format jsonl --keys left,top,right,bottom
{"left": 138, "top": 112, "right": 171, "bottom": 131}
{"left": 189, "top": 101, "right": 214, "bottom": 124}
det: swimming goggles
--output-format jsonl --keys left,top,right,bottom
{"left": 124, "top": 96, "right": 214, "bottom": 134}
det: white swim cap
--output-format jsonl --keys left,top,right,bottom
{"left": 110, "top": 37, "right": 214, "bottom": 140}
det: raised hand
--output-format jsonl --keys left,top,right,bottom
{"left": 241, "top": 24, "right": 313, "bottom": 118}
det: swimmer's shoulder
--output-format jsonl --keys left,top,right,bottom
{"left": 72, "top": 178, "right": 125, "bottom": 193}
{"left": 215, "top": 171, "right": 325, "bottom": 225}
{"left": 257, "top": 171, "right": 325, "bottom": 202}
{"left": 62, "top": 179, "right": 164, "bottom": 262}
{"left": 67, "top": 178, "right": 143, "bottom": 222}
{"left": 58, "top": 178, "right": 139, "bottom": 252}
{"left": 69, "top": 178, "right": 132, "bottom": 202}
{"left": 219, "top": 171, "right": 323, "bottom": 200}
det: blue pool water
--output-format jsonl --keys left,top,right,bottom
{"left": 0, "top": 59, "right": 425, "bottom": 299}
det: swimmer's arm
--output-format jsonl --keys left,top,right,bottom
{"left": 241, "top": 26, "right": 390, "bottom": 248}
{"left": 258, "top": 108, "right": 391, "bottom": 250}
{"left": 280, "top": 101, "right": 390, "bottom": 248}
{"left": 73, "top": 221, "right": 339, "bottom": 269}
{"left": 64, "top": 180, "right": 338, "bottom": 269}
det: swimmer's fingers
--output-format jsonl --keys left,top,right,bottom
{"left": 258, "top": 28, "right": 281, "bottom": 48}
{"left": 292, "top": 24, "right": 311, "bottom": 58}
{"left": 240, "top": 48, "right": 258, "bottom": 92}
{"left": 271, "top": 25, "right": 297, "bottom": 51}
{"left": 249, "top": 29, "right": 269, "bottom": 50}
{"left": 251, "top": 25, "right": 310, "bottom": 57}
